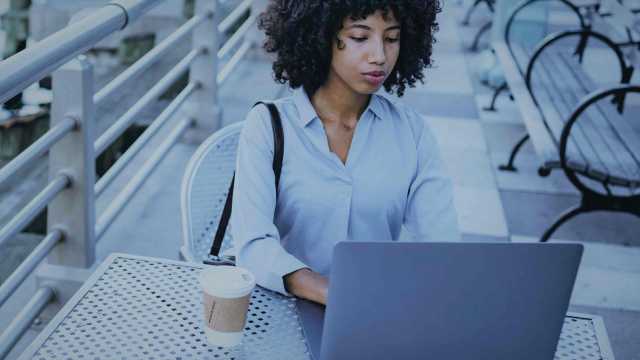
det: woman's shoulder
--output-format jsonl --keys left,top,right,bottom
{"left": 240, "top": 95, "right": 297, "bottom": 146}
{"left": 245, "top": 95, "right": 295, "bottom": 124}
{"left": 374, "top": 93, "right": 427, "bottom": 141}
{"left": 246, "top": 95, "right": 293, "bottom": 117}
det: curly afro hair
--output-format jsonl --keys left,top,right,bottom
{"left": 258, "top": 0, "right": 441, "bottom": 97}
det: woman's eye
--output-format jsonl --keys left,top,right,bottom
{"left": 348, "top": 36, "right": 398, "bottom": 43}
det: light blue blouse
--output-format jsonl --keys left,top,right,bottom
{"left": 230, "top": 88, "right": 460, "bottom": 295}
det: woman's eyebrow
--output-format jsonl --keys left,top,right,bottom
{"left": 348, "top": 24, "right": 401, "bottom": 31}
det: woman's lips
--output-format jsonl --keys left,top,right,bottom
{"left": 363, "top": 72, "right": 385, "bottom": 86}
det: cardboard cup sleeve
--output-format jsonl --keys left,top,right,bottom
{"left": 203, "top": 292, "right": 252, "bottom": 332}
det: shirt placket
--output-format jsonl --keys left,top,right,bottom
{"left": 303, "top": 120, "right": 354, "bottom": 244}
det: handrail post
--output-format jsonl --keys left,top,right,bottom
{"left": 185, "top": 0, "right": 222, "bottom": 142}
{"left": 47, "top": 56, "right": 96, "bottom": 268}
{"left": 36, "top": 56, "right": 96, "bottom": 322}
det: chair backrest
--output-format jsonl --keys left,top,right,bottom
{"left": 180, "top": 122, "right": 244, "bottom": 262}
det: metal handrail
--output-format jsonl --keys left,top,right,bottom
{"left": 0, "top": 174, "right": 70, "bottom": 248}
{"left": 0, "top": 0, "right": 164, "bottom": 104}
{"left": 0, "top": 116, "right": 76, "bottom": 187}
{"left": 218, "top": 14, "right": 257, "bottom": 59}
{"left": 95, "top": 82, "right": 198, "bottom": 196}
{"left": 95, "top": 117, "right": 194, "bottom": 239}
{"left": 94, "top": 48, "right": 202, "bottom": 156}
{"left": 218, "top": 0, "right": 253, "bottom": 34}
{"left": 0, "top": 287, "right": 55, "bottom": 359}
{"left": 0, "top": 0, "right": 261, "bottom": 353}
{"left": 0, "top": 230, "right": 63, "bottom": 308}
{"left": 218, "top": 40, "right": 252, "bottom": 85}
{"left": 94, "top": 13, "right": 208, "bottom": 106}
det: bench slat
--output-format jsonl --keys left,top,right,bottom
{"left": 539, "top": 52, "right": 637, "bottom": 186}
{"left": 523, "top": 47, "right": 593, "bottom": 174}
{"left": 599, "top": 0, "right": 640, "bottom": 41}
{"left": 593, "top": 103, "right": 640, "bottom": 187}
{"left": 537, "top": 51, "right": 634, "bottom": 184}
{"left": 555, "top": 52, "right": 640, "bottom": 185}
{"left": 557, "top": 49, "right": 640, "bottom": 164}
{"left": 493, "top": 42, "right": 561, "bottom": 170}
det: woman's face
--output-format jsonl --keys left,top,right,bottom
{"left": 328, "top": 9, "right": 401, "bottom": 95}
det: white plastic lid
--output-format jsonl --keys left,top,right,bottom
{"left": 199, "top": 266, "right": 256, "bottom": 299}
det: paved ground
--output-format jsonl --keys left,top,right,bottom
{"left": 2, "top": 0, "right": 640, "bottom": 358}
{"left": 452, "top": 3, "right": 640, "bottom": 359}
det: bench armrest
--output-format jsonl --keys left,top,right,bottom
{"left": 504, "top": 0, "right": 587, "bottom": 50}
{"left": 525, "top": 29, "right": 632, "bottom": 95}
{"left": 559, "top": 84, "right": 640, "bottom": 183}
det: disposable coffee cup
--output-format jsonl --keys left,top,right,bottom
{"left": 200, "top": 266, "right": 256, "bottom": 347}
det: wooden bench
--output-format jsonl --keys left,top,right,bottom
{"left": 493, "top": 0, "right": 640, "bottom": 241}
{"left": 482, "top": 0, "right": 599, "bottom": 111}
{"left": 592, "top": 0, "right": 640, "bottom": 67}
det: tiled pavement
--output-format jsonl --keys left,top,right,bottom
{"left": 413, "top": 2, "right": 640, "bottom": 358}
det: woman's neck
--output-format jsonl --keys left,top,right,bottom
{"left": 310, "top": 80, "right": 370, "bottom": 130}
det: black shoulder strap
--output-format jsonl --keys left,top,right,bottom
{"left": 209, "top": 102, "right": 284, "bottom": 257}
{"left": 257, "top": 101, "right": 285, "bottom": 195}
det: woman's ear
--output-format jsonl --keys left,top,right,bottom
{"left": 335, "top": 35, "right": 346, "bottom": 50}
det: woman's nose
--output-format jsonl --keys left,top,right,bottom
{"left": 368, "top": 39, "right": 386, "bottom": 65}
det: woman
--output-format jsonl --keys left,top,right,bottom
{"left": 230, "top": 0, "right": 459, "bottom": 306}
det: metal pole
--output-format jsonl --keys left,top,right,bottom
{"left": 217, "top": 40, "right": 252, "bottom": 86}
{"left": 93, "top": 13, "right": 207, "bottom": 106}
{"left": 0, "top": 5, "right": 123, "bottom": 105}
{"left": 0, "top": 230, "right": 62, "bottom": 309}
{"left": 218, "top": 0, "right": 252, "bottom": 34}
{"left": 218, "top": 13, "right": 257, "bottom": 59}
{"left": 185, "top": 0, "right": 222, "bottom": 142}
{"left": 46, "top": 56, "right": 96, "bottom": 269}
{"left": 94, "top": 48, "right": 201, "bottom": 156}
{"left": 0, "top": 0, "right": 164, "bottom": 104}
{"left": 95, "top": 117, "right": 194, "bottom": 240}
{"left": 249, "top": 0, "right": 268, "bottom": 55}
{"left": 1, "top": 0, "right": 30, "bottom": 110}
{"left": 0, "top": 287, "right": 54, "bottom": 359}
{"left": 95, "top": 83, "right": 198, "bottom": 197}
{"left": 0, "top": 116, "right": 75, "bottom": 188}
{"left": 0, "top": 175, "right": 69, "bottom": 249}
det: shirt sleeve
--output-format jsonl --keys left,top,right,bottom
{"left": 230, "top": 105, "right": 308, "bottom": 296}
{"left": 403, "top": 111, "right": 461, "bottom": 242}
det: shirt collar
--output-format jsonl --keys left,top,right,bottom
{"left": 292, "top": 87, "right": 384, "bottom": 128}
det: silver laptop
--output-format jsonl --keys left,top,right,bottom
{"left": 298, "top": 242, "right": 583, "bottom": 360}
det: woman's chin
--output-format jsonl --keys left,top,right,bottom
{"left": 353, "top": 83, "right": 382, "bottom": 95}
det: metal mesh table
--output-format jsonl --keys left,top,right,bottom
{"left": 19, "top": 254, "right": 615, "bottom": 359}
{"left": 557, "top": 314, "right": 615, "bottom": 359}
{"left": 20, "top": 254, "right": 311, "bottom": 360}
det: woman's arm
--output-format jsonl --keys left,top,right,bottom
{"left": 404, "top": 111, "right": 460, "bottom": 242}
{"left": 231, "top": 106, "right": 308, "bottom": 295}
{"left": 284, "top": 268, "right": 329, "bottom": 305}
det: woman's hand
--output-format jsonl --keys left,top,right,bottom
{"left": 284, "top": 268, "right": 329, "bottom": 305}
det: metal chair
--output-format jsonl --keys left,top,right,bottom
{"left": 180, "top": 121, "right": 244, "bottom": 262}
